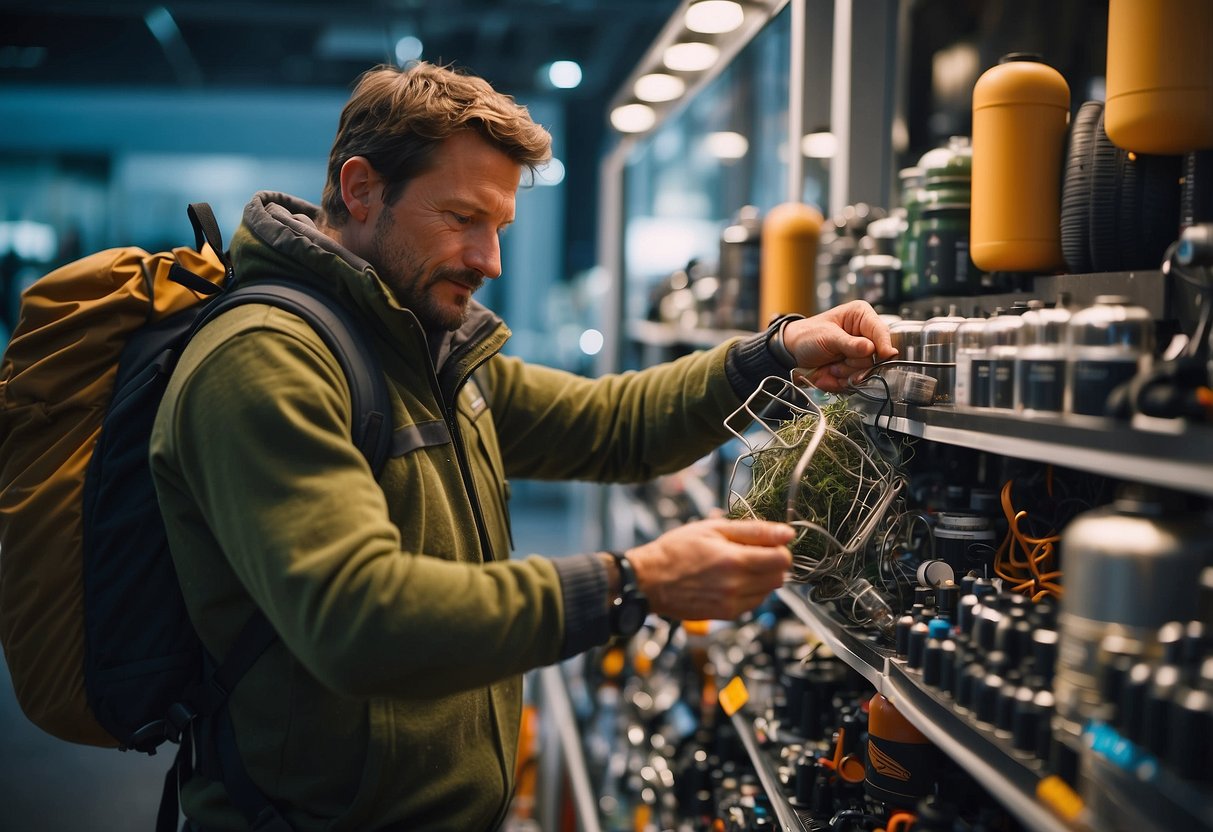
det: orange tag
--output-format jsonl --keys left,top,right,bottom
{"left": 719, "top": 676, "right": 750, "bottom": 716}
{"left": 684, "top": 619, "right": 711, "bottom": 636}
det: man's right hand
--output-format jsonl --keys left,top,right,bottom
{"left": 624, "top": 518, "right": 794, "bottom": 621}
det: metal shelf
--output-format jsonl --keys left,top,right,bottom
{"left": 626, "top": 319, "right": 753, "bottom": 349}
{"left": 862, "top": 402, "right": 1213, "bottom": 497}
{"left": 775, "top": 585, "right": 891, "bottom": 689}
{"left": 881, "top": 663, "right": 1073, "bottom": 832}
{"left": 725, "top": 708, "right": 811, "bottom": 832}
{"left": 776, "top": 585, "right": 1076, "bottom": 832}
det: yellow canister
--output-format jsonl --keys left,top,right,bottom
{"left": 1105, "top": 0, "right": 1213, "bottom": 154}
{"left": 759, "top": 201, "right": 823, "bottom": 325}
{"left": 971, "top": 54, "right": 1070, "bottom": 273}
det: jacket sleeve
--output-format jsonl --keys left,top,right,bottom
{"left": 484, "top": 340, "right": 748, "bottom": 482}
{"left": 151, "top": 307, "right": 605, "bottom": 699}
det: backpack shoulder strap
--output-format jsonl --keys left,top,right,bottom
{"left": 157, "top": 278, "right": 391, "bottom": 832}
{"left": 198, "top": 280, "right": 392, "bottom": 477}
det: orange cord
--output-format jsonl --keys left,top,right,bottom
{"left": 994, "top": 478, "right": 1063, "bottom": 600}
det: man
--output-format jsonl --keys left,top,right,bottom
{"left": 150, "top": 62, "right": 895, "bottom": 831}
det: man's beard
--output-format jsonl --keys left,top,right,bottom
{"left": 371, "top": 210, "right": 483, "bottom": 332}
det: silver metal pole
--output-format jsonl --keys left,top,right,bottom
{"left": 539, "top": 664, "right": 603, "bottom": 832}
{"left": 787, "top": 0, "right": 807, "bottom": 203}
{"left": 829, "top": 0, "right": 853, "bottom": 216}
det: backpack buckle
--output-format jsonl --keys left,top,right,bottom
{"left": 125, "top": 720, "right": 169, "bottom": 754}
{"left": 124, "top": 700, "right": 198, "bottom": 753}
{"left": 163, "top": 700, "right": 197, "bottom": 744}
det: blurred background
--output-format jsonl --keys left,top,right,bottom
{"left": 0, "top": 1, "right": 681, "bottom": 828}
{"left": 0, "top": 0, "right": 692, "bottom": 370}
{"left": 0, "top": 1, "right": 1128, "bottom": 829}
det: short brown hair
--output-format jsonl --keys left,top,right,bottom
{"left": 320, "top": 62, "right": 553, "bottom": 226}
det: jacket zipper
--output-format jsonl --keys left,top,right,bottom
{"left": 434, "top": 319, "right": 515, "bottom": 829}
{"left": 436, "top": 320, "right": 503, "bottom": 564}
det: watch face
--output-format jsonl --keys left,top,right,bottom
{"left": 615, "top": 601, "right": 646, "bottom": 637}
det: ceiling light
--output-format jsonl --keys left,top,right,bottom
{"left": 611, "top": 103, "right": 657, "bottom": 133}
{"left": 634, "top": 73, "right": 686, "bottom": 103}
{"left": 548, "top": 60, "right": 583, "bottom": 89}
{"left": 662, "top": 41, "right": 719, "bottom": 72}
{"left": 705, "top": 131, "right": 749, "bottom": 159}
{"left": 579, "top": 328, "right": 605, "bottom": 356}
{"left": 535, "top": 157, "right": 566, "bottom": 186}
{"left": 394, "top": 35, "right": 423, "bottom": 64}
{"left": 684, "top": 0, "right": 745, "bottom": 35}
{"left": 801, "top": 131, "right": 838, "bottom": 158}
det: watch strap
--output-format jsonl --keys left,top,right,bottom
{"left": 608, "top": 550, "right": 639, "bottom": 594}
{"left": 765, "top": 313, "right": 805, "bottom": 370}
{"left": 606, "top": 551, "right": 649, "bottom": 637}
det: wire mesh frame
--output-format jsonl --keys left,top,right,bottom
{"left": 724, "top": 373, "right": 907, "bottom": 588}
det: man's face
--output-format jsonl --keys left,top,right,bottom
{"left": 367, "top": 131, "right": 521, "bottom": 331}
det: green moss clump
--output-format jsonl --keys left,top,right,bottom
{"left": 727, "top": 400, "right": 880, "bottom": 565}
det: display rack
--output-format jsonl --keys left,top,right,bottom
{"left": 725, "top": 707, "right": 811, "bottom": 832}
{"left": 775, "top": 586, "right": 1076, "bottom": 832}
{"left": 861, "top": 403, "right": 1213, "bottom": 497}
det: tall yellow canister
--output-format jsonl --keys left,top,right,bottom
{"left": 971, "top": 54, "right": 1070, "bottom": 273}
{"left": 759, "top": 201, "right": 823, "bottom": 325}
{"left": 1105, "top": 0, "right": 1213, "bottom": 154}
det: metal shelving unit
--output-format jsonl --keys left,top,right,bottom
{"left": 862, "top": 402, "right": 1213, "bottom": 497}
{"left": 590, "top": 0, "right": 1213, "bottom": 824}
{"left": 776, "top": 586, "right": 1078, "bottom": 832}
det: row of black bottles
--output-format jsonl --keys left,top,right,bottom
{"left": 894, "top": 575, "right": 1061, "bottom": 765}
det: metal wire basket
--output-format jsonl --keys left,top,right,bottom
{"left": 724, "top": 373, "right": 908, "bottom": 630}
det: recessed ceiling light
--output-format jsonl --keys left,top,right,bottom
{"left": 685, "top": 0, "right": 745, "bottom": 35}
{"left": 548, "top": 60, "right": 583, "bottom": 89}
{"left": 801, "top": 131, "right": 838, "bottom": 158}
{"left": 394, "top": 35, "right": 423, "bottom": 64}
{"left": 611, "top": 103, "right": 657, "bottom": 133}
{"left": 634, "top": 73, "right": 686, "bottom": 102}
{"left": 663, "top": 41, "right": 719, "bottom": 72}
{"left": 705, "top": 131, "right": 749, "bottom": 159}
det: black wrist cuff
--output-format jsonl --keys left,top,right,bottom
{"left": 766, "top": 314, "right": 804, "bottom": 369}
{"left": 724, "top": 314, "right": 805, "bottom": 396}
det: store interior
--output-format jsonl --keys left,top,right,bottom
{"left": 3, "top": 0, "right": 1213, "bottom": 830}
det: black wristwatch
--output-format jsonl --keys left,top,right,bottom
{"left": 765, "top": 313, "right": 805, "bottom": 370}
{"left": 607, "top": 551, "right": 649, "bottom": 638}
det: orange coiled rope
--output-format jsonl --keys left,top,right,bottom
{"left": 994, "top": 475, "right": 1063, "bottom": 601}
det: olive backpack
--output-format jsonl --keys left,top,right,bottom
{"left": 0, "top": 203, "right": 391, "bottom": 831}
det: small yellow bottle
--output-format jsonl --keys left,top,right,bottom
{"left": 759, "top": 201, "right": 823, "bottom": 326}
{"left": 1105, "top": 0, "right": 1213, "bottom": 154}
{"left": 971, "top": 54, "right": 1069, "bottom": 274}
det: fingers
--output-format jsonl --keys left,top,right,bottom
{"left": 709, "top": 518, "right": 795, "bottom": 546}
{"left": 864, "top": 316, "right": 898, "bottom": 362}
{"left": 783, "top": 301, "right": 897, "bottom": 371}
{"left": 835, "top": 334, "right": 877, "bottom": 362}
{"left": 833, "top": 300, "right": 898, "bottom": 362}
{"left": 634, "top": 518, "right": 793, "bottom": 621}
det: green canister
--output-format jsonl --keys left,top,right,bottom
{"left": 914, "top": 137, "right": 981, "bottom": 296}
{"left": 898, "top": 166, "right": 925, "bottom": 299}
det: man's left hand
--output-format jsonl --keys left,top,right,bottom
{"left": 781, "top": 300, "right": 898, "bottom": 393}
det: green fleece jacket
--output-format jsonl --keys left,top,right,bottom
{"left": 150, "top": 192, "right": 787, "bottom": 831}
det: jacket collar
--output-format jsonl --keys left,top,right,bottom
{"left": 232, "top": 191, "right": 510, "bottom": 383}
